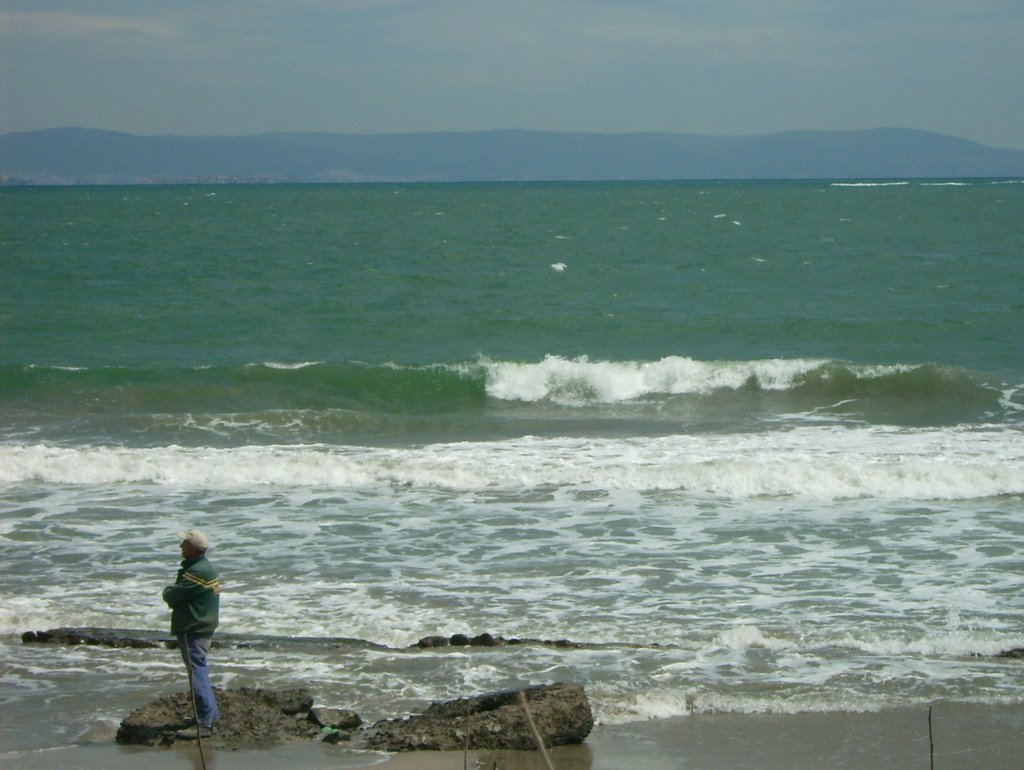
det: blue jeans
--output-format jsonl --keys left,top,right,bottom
{"left": 177, "top": 634, "right": 218, "bottom": 728}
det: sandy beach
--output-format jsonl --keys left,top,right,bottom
{"left": 3, "top": 703, "right": 1021, "bottom": 770}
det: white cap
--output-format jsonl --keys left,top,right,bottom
{"left": 177, "top": 529, "right": 210, "bottom": 551}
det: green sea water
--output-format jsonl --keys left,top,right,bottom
{"left": 4, "top": 180, "right": 1021, "bottom": 372}
{"left": 1, "top": 180, "right": 1022, "bottom": 760}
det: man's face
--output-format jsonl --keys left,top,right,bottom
{"left": 180, "top": 540, "right": 201, "bottom": 558}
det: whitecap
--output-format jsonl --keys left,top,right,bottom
{"left": 830, "top": 181, "right": 909, "bottom": 187}
{"left": 254, "top": 361, "right": 323, "bottom": 370}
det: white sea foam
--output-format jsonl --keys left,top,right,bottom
{"left": 999, "top": 385, "right": 1023, "bottom": 413}
{"left": 592, "top": 682, "right": 897, "bottom": 722}
{"left": 2, "top": 426, "right": 1020, "bottom": 499}
{"left": 713, "top": 625, "right": 791, "bottom": 651}
{"left": 841, "top": 630, "right": 1024, "bottom": 658}
{"left": 3, "top": 475, "right": 1021, "bottom": 731}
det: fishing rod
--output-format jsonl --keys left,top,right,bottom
{"left": 184, "top": 654, "right": 209, "bottom": 770}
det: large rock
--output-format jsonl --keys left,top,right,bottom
{"left": 116, "top": 687, "right": 320, "bottom": 748}
{"left": 365, "top": 682, "right": 593, "bottom": 752}
{"left": 115, "top": 683, "right": 593, "bottom": 753}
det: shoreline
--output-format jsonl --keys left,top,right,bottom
{"left": 3, "top": 704, "right": 1022, "bottom": 770}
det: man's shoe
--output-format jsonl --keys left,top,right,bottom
{"left": 176, "top": 725, "right": 213, "bottom": 740}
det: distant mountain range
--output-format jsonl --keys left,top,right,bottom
{"left": 2, "top": 126, "right": 1023, "bottom": 184}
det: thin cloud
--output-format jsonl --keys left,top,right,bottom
{"left": 1, "top": 11, "right": 180, "bottom": 40}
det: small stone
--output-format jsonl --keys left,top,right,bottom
{"left": 415, "top": 635, "right": 449, "bottom": 648}
{"left": 309, "top": 707, "right": 362, "bottom": 730}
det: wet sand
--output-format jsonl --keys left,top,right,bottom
{"left": 2, "top": 704, "right": 1021, "bottom": 769}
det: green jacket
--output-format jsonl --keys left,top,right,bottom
{"left": 162, "top": 555, "right": 220, "bottom": 637}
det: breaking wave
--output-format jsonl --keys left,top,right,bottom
{"left": 3, "top": 425, "right": 1021, "bottom": 500}
{"left": 2, "top": 355, "right": 1011, "bottom": 412}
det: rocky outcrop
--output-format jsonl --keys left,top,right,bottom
{"left": 364, "top": 682, "right": 593, "bottom": 752}
{"left": 32, "top": 627, "right": 595, "bottom": 753}
{"left": 116, "top": 687, "right": 326, "bottom": 748}
{"left": 115, "top": 683, "right": 592, "bottom": 753}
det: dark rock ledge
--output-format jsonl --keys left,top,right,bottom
{"left": 23, "top": 627, "right": 1022, "bottom": 659}
{"left": 22, "top": 627, "right": 172, "bottom": 649}
{"left": 21, "top": 626, "right": 662, "bottom": 651}
{"left": 114, "top": 683, "right": 592, "bottom": 752}
{"left": 20, "top": 627, "right": 388, "bottom": 652}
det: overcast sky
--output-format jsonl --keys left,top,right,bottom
{"left": 2, "top": 1, "right": 1022, "bottom": 149}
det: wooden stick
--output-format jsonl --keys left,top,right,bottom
{"left": 928, "top": 706, "right": 934, "bottom": 770}
{"left": 463, "top": 696, "right": 470, "bottom": 770}
{"left": 518, "top": 690, "right": 555, "bottom": 770}
{"left": 184, "top": 650, "right": 209, "bottom": 770}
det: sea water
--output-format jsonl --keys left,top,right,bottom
{"left": 1, "top": 180, "right": 1022, "bottom": 753}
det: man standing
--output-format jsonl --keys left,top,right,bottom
{"left": 163, "top": 529, "right": 220, "bottom": 738}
